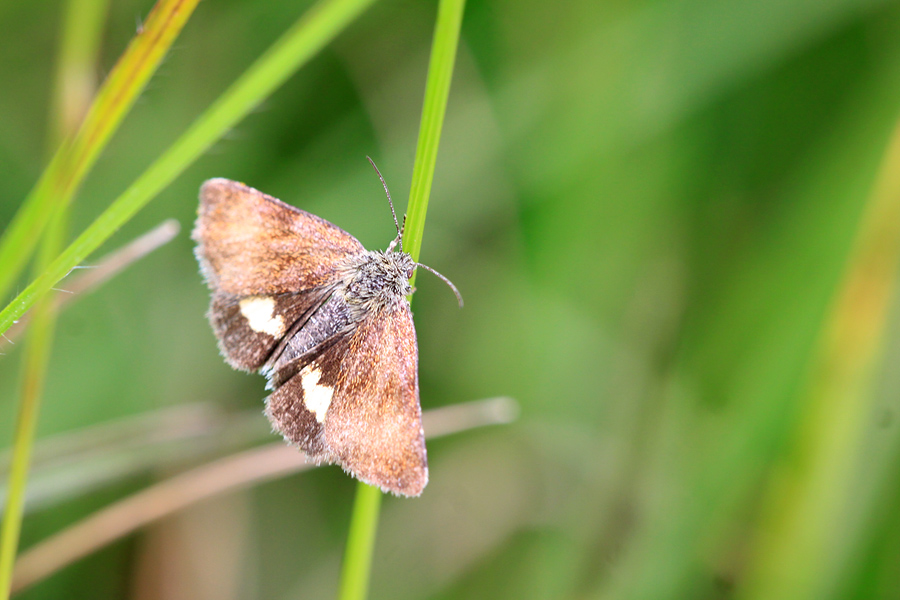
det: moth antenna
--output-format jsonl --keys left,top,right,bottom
{"left": 366, "top": 156, "right": 403, "bottom": 249}
{"left": 416, "top": 262, "right": 464, "bottom": 308}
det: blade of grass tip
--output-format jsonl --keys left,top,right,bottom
{"left": 338, "top": 2, "right": 466, "bottom": 600}
{"left": 0, "top": 0, "right": 379, "bottom": 340}
{"left": 0, "top": 0, "right": 198, "bottom": 303}
{"left": 738, "top": 117, "right": 900, "bottom": 600}
{"left": 11, "top": 397, "right": 513, "bottom": 594}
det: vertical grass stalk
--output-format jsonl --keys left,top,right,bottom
{"left": 0, "top": 0, "right": 108, "bottom": 592}
{"left": 403, "top": 0, "right": 466, "bottom": 267}
{"left": 337, "top": 0, "right": 466, "bottom": 598}
{"left": 338, "top": 484, "right": 383, "bottom": 600}
{"left": 0, "top": 214, "right": 67, "bottom": 600}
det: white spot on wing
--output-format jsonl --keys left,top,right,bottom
{"left": 239, "top": 296, "right": 285, "bottom": 337}
{"left": 300, "top": 364, "right": 333, "bottom": 423}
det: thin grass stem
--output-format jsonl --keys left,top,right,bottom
{"left": 0, "top": 221, "right": 64, "bottom": 600}
{"left": 337, "top": 1, "right": 466, "bottom": 599}
{"left": 10, "top": 398, "right": 515, "bottom": 594}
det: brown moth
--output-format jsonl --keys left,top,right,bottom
{"left": 192, "top": 163, "right": 460, "bottom": 496}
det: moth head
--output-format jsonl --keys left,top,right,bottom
{"left": 390, "top": 252, "right": 417, "bottom": 291}
{"left": 367, "top": 157, "right": 464, "bottom": 308}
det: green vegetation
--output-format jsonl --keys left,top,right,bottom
{"left": 2, "top": 0, "right": 900, "bottom": 599}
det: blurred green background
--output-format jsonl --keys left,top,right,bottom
{"left": 3, "top": 0, "right": 900, "bottom": 598}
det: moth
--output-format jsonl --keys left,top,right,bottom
{"left": 192, "top": 161, "right": 460, "bottom": 496}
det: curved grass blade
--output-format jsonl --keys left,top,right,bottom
{"left": 0, "top": 0, "right": 379, "bottom": 339}
{"left": 0, "top": 0, "right": 200, "bottom": 302}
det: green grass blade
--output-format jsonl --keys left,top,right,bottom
{"left": 338, "top": 484, "right": 382, "bottom": 600}
{"left": 338, "top": 1, "right": 466, "bottom": 599}
{"left": 404, "top": 0, "right": 466, "bottom": 265}
{"left": 0, "top": 0, "right": 199, "bottom": 301}
{"left": 0, "top": 300, "right": 58, "bottom": 600}
{"left": 739, "top": 117, "right": 900, "bottom": 600}
{"left": 0, "top": 0, "right": 378, "bottom": 338}
{"left": 0, "top": 207, "right": 69, "bottom": 600}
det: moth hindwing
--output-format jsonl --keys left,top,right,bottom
{"left": 193, "top": 178, "right": 428, "bottom": 496}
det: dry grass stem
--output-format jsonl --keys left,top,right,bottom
{"left": 3, "top": 220, "right": 180, "bottom": 346}
{"left": 11, "top": 396, "right": 517, "bottom": 593}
